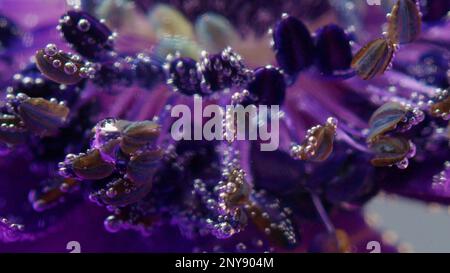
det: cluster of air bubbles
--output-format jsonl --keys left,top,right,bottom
{"left": 197, "top": 47, "right": 253, "bottom": 93}
{"left": 291, "top": 117, "right": 337, "bottom": 162}
{"left": 397, "top": 104, "right": 425, "bottom": 132}
{"left": 245, "top": 189, "right": 299, "bottom": 248}
{"left": 0, "top": 217, "right": 26, "bottom": 242}
{"left": 193, "top": 174, "right": 248, "bottom": 240}
{"left": 35, "top": 43, "right": 97, "bottom": 85}
{"left": 0, "top": 0, "right": 447, "bottom": 252}
{"left": 429, "top": 89, "right": 450, "bottom": 120}
{"left": 43, "top": 43, "right": 58, "bottom": 57}
{"left": 164, "top": 54, "right": 201, "bottom": 96}
{"left": 164, "top": 47, "right": 252, "bottom": 96}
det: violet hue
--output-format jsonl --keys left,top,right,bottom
{"left": 0, "top": 14, "right": 20, "bottom": 51}
{"left": 0, "top": 0, "right": 449, "bottom": 254}
{"left": 165, "top": 56, "right": 201, "bottom": 96}
{"left": 245, "top": 66, "right": 286, "bottom": 106}
{"left": 315, "top": 24, "right": 353, "bottom": 76}
{"left": 273, "top": 15, "right": 316, "bottom": 75}
{"left": 420, "top": 0, "right": 450, "bottom": 22}
{"left": 134, "top": 0, "right": 331, "bottom": 36}
{"left": 198, "top": 47, "right": 252, "bottom": 93}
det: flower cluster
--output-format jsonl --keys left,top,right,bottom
{"left": 0, "top": 0, "right": 449, "bottom": 253}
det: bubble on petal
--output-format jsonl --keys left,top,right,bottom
{"left": 77, "top": 18, "right": 91, "bottom": 32}
{"left": 59, "top": 10, "right": 113, "bottom": 59}
{"left": 430, "top": 89, "right": 450, "bottom": 120}
{"left": 35, "top": 47, "right": 87, "bottom": 85}
{"left": 367, "top": 102, "right": 407, "bottom": 143}
{"left": 246, "top": 190, "right": 300, "bottom": 249}
{"left": 44, "top": 43, "right": 58, "bottom": 57}
{"left": 63, "top": 62, "right": 78, "bottom": 75}
{"left": 291, "top": 118, "right": 337, "bottom": 162}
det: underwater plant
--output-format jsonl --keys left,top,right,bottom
{"left": 0, "top": 0, "right": 449, "bottom": 253}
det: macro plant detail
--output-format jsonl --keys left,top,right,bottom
{"left": 0, "top": 0, "right": 448, "bottom": 253}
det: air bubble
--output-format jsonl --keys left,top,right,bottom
{"left": 44, "top": 43, "right": 58, "bottom": 56}
{"left": 64, "top": 62, "right": 77, "bottom": 75}
{"left": 104, "top": 215, "right": 121, "bottom": 233}
{"left": 52, "top": 59, "right": 61, "bottom": 68}
{"left": 77, "top": 19, "right": 91, "bottom": 32}
{"left": 79, "top": 67, "right": 89, "bottom": 78}
{"left": 396, "top": 158, "right": 409, "bottom": 169}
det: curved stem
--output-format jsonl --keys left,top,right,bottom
{"left": 311, "top": 193, "right": 335, "bottom": 234}
{"left": 337, "top": 129, "right": 371, "bottom": 153}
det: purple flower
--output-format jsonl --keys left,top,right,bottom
{"left": 0, "top": 0, "right": 449, "bottom": 253}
